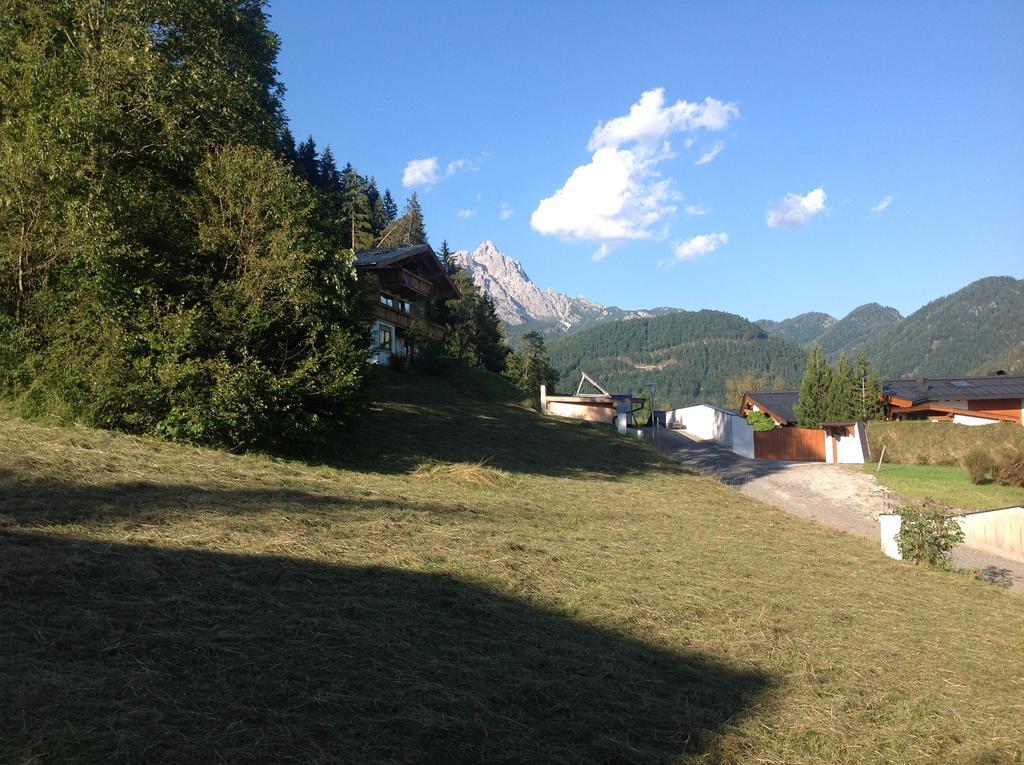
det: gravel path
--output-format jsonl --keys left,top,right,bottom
{"left": 650, "top": 428, "right": 1024, "bottom": 592}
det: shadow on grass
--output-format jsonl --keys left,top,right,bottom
{"left": 1, "top": 531, "right": 772, "bottom": 763}
{"left": 0, "top": 467, "right": 467, "bottom": 526}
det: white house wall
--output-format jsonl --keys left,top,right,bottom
{"left": 825, "top": 423, "right": 869, "bottom": 464}
{"left": 663, "top": 404, "right": 754, "bottom": 459}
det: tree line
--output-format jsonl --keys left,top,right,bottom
{"left": 0, "top": 1, "right": 521, "bottom": 454}
{"left": 794, "top": 345, "right": 885, "bottom": 427}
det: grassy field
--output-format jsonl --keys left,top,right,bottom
{"left": 2, "top": 368, "right": 1024, "bottom": 764}
{"left": 867, "top": 420, "right": 1024, "bottom": 466}
{"left": 871, "top": 463, "right": 1024, "bottom": 511}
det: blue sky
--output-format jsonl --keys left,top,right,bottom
{"left": 269, "top": 1, "right": 1023, "bottom": 321}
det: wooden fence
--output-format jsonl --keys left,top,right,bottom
{"left": 754, "top": 427, "right": 825, "bottom": 461}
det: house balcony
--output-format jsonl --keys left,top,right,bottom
{"left": 380, "top": 267, "right": 433, "bottom": 298}
{"left": 372, "top": 303, "right": 445, "bottom": 341}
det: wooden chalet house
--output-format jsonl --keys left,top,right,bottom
{"left": 353, "top": 244, "right": 460, "bottom": 364}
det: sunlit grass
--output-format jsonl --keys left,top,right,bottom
{"left": 2, "top": 368, "right": 1022, "bottom": 763}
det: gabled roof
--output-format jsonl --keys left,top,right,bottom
{"left": 742, "top": 390, "right": 799, "bottom": 425}
{"left": 354, "top": 244, "right": 460, "bottom": 299}
{"left": 883, "top": 375, "right": 1024, "bottom": 405}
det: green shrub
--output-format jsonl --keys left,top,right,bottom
{"left": 992, "top": 446, "right": 1024, "bottom": 488}
{"left": 895, "top": 500, "right": 965, "bottom": 570}
{"left": 961, "top": 447, "right": 993, "bottom": 485}
{"left": 746, "top": 410, "right": 777, "bottom": 432}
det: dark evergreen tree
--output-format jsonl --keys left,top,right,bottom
{"left": 437, "top": 240, "right": 457, "bottom": 275}
{"left": 319, "top": 146, "right": 340, "bottom": 191}
{"left": 365, "top": 177, "right": 386, "bottom": 237}
{"left": 397, "top": 192, "right": 428, "bottom": 245}
{"left": 436, "top": 268, "right": 509, "bottom": 372}
{"left": 826, "top": 352, "right": 857, "bottom": 422}
{"left": 339, "top": 164, "right": 373, "bottom": 250}
{"left": 382, "top": 189, "right": 399, "bottom": 224}
{"left": 295, "top": 136, "right": 320, "bottom": 185}
{"left": 795, "top": 344, "right": 833, "bottom": 427}
{"left": 854, "top": 350, "right": 886, "bottom": 421}
{"left": 279, "top": 126, "right": 298, "bottom": 166}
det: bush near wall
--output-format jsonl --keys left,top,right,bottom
{"left": 866, "top": 421, "right": 1024, "bottom": 466}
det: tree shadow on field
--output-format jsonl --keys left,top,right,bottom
{"left": 0, "top": 467, "right": 465, "bottom": 526}
{"left": 1, "top": 531, "right": 772, "bottom": 763}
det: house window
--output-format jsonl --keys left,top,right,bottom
{"left": 379, "top": 294, "right": 395, "bottom": 308}
{"left": 398, "top": 299, "right": 412, "bottom": 314}
{"left": 378, "top": 327, "right": 393, "bottom": 351}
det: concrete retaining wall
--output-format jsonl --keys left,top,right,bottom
{"left": 879, "top": 505, "right": 1024, "bottom": 564}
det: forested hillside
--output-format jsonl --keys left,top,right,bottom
{"left": 546, "top": 310, "right": 807, "bottom": 406}
{"left": 862, "top": 276, "right": 1024, "bottom": 377}
{"left": 817, "top": 303, "right": 903, "bottom": 358}
{"left": 755, "top": 312, "right": 836, "bottom": 345}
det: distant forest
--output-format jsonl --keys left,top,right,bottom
{"left": 546, "top": 310, "right": 807, "bottom": 407}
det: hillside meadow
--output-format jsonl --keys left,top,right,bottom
{"left": 2, "top": 369, "right": 1023, "bottom": 764}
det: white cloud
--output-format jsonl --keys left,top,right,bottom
{"left": 670, "top": 232, "right": 728, "bottom": 263}
{"left": 447, "top": 158, "right": 479, "bottom": 176}
{"left": 685, "top": 203, "right": 709, "bottom": 216}
{"left": 402, "top": 157, "right": 440, "bottom": 187}
{"left": 766, "top": 186, "right": 828, "bottom": 229}
{"left": 499, "top": 203, "right": 514, "bottom": 220}
{"left": 695, "top": 141, "right": 723, "bottom": 166}
{"left": 531, "top": 88, "right": 739, "bottom": 257}
{"left": 870, "top": 195, "right": 893, "bottom": 213}
{"left": 457, "top": 208, "right": 476, "bottom": 219}
{"left": 588, "top": 89, "right": 739, "bottom": 154}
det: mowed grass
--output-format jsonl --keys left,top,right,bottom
{"left": 871, "top": 462, "right": 1024, "bottom": 511}
{"left": 1, "top": 368, "right": 1023, "bottom": 764}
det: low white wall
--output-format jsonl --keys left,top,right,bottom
{"left": 960, "top": 506, "right": 1024, "bottom": 563}
{"left": 879, "top": 506, "right": 1024, "bottom": 564}
{"left": 952, "top": 414, "right": 999, "bottom": 426}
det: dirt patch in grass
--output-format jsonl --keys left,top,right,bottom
{"left": 2, "top": 369, "right": 1024, "bottom": 763}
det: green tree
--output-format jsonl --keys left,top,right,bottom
{"left": 795, "top": 344, "right": 833, "bottom": 427}
{"left": 382, "top": 189, "right": 399, "bottom": 223}
{"left": 826, "top": 352, "right": 856, "bottom": 422}
{"left": 338, "top": 164, "right": 373, "bottom": 250}
{"left": 505, "top": 331, "right": 559, "bottom": 406}
{"left": 436, "top": 268, "right": 509, "bottom": 372}
{"left": 854, "top": 350, "right": 886, "bottom": 421}
{"left": 397, "top": 192, "right": 428, "bottom": 245}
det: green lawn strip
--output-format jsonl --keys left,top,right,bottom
{"left": 2, "top": 369, "right": 1023, "bottom": 764}
{"left": 871, "top": 462, "right": 1024, "bottom": 511}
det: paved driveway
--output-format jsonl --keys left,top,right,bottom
{"left": 653, "top": 429, "right": 1024, "bottom": 592}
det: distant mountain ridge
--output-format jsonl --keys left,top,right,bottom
{"left": 449, "top": 242, "right": 1023, "bottom": 385}
{"left": 757, "top": 304, "right": 904, "bottom": 360}
{"left": 452, "top": 241, "right": 677, "bottom": 337}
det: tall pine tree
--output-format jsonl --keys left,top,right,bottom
{"left": 854, "top": 350, "right": 886, "bottom": 421}
{"left": 294, "top": 136, "right": 320, "bottom": 186}
{"left": 795, "top": 344, "right": 833, "bottom": 427}
{"left": 827, "top": 352, "right": 857, "bottom": 422}
{"left": 339, "top": 164, "right": 373, "bottom": 250}
{"left": 382, "top": 189, "right": 399, "bottom": 223}
{"left": 397, "top": 192, "right": 428, "bottom": 245}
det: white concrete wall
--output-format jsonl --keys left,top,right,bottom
{"left": 662, "top": 405, "right": 754, "bottom": 459}
{"left": 825, "top": 423, "right": 869, "bottom": 464}
{"left": 952, "top": 413, "right": 999, "bottom": 426}
{"left": 879, "top": 506, "right": 1024, "bottom": 564}
{"left": 960, "top": 506, "right": 1024, "bottom": 563}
